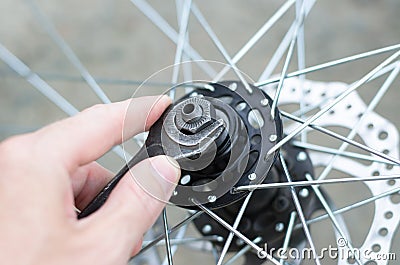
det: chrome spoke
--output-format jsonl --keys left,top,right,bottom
{"left": 162, "top": 214, "right": 188, "bottom": 265}
{"left": 302, "top": 186, "right": 400, "bottom": 227}
{"left": 26, "top": 0, "right": 111, "bottom": 104}
{"left": 213, "top": 0, "right": 295, "bottom": 82}
{"left": 0, "top": 44, "right": 129, "bottom": 159}
{"left": 292, "top": 141, "right": 396, "bottom": 165}
{"left": 0, "top": 44, "right": 77, "bottom": 116}
{"left": 217, "top": 191, "right": 254, "bottom": 265}
{"left": 176, "top": 0, "right": 193, "bottom": 88}
{"left": 304, "top": 174, "right": 362, "bottom": 265}
{"left": 170, "top": 0, "right": 192, "bottom": 100}
{"left": 280, "top": 211, "right": 297, "bottom": 265}
{"left": 130, "top": 0, "right": 216, "bottom": 77}
{"left": 0, "top": 71, "right": 175, "bottom": 87}
{"left": 258, "top": 0, "right": 315, "bottom": 81}
{"left": 287, "top": 61, "right": 398, "bottom": 119}
{"left": 191, "top": 4, "right": 253, "bottom": 94}
{"left": 235, "top": 174, "right": 400, "bottom": 192}
{"left": 280, "top": 153, "right": 321, "bottom": 265}
{"left": 255, "top": 43, "right": 400, "bottom": 87}
{"left": 144, "top": 235, "right": 223, "bottom": 246}
{"left": 266, "top": 50, "right": 400, "bottom": 157}
{"left": 135, "top": 211, "right": 203, "bottom": 257}
{"left": 271, "top": 0, "right": 308, "bottom": 118}
{"left": 280, "top": 111, "right": 400, "bottom": 165}
{"left": 296, "top": 0, "right": 307, "bottom": 143}
{"left": 194, "top": 200, "right": 281, "bottom": 265}
{"left": 223, "top": 237, "right": 262, "bottom": 265}
{"left": 317, "top": 62, "right": 400, "bottom": 181}
{"left": 162, "top": 209, "right": 174, "bottom": 265}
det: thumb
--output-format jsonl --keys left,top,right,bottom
{"left": 88, "top": 155, "right": 180, "bottom": 256}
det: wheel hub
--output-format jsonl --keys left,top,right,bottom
{"left": 193, "top": 141, "right": 322, "bottom": 253}
{"left": 159, "top": 81, "right": 282, "bottom": 208}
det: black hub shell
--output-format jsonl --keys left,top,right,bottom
{"left": 193, "top": 141, "right": 323, "bottom": 252}
{"left": 170, "top": 81, "right": 283, "bottom": 209}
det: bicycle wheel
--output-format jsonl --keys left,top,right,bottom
{"left": 1, "top": 1, "right": 399, "bottom": 265}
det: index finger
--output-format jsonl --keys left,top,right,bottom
{"left": 33, "top": 95, "right": 171, "bottom": 171}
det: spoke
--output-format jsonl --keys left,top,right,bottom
{"left": 305, "top": 174, "right": 362, "bottom": 265}
{"left": 0, "top": 70, "right": 174, "bottom": 87}
{"left": 170, "top": 0, "right": 192, "bottom": 100}
{"left": 33, "top": 72, "right": 173, "bottom": 87}
{"left": 217, "top": 191, "right": 254, "bottom": 265}
{"left": 175, "top": 0, "right": 193, "bottom": 88}
{"left": 191, "top": 4, "right": 253, "bottom": 94}
{"left": 280, "top": 111, "right": 400, "bottom": 165}
{"left": 236, "top": 174, "right": 400, "bottom": 192}
{"left": 193, "top": 200, "right": 281, "bottom": 265}
{"left": 295, "top": 0, "right": 306, "bottom": 75}
{"left": 280, "top": 211, "right": 297, "bottom": 265}
{"left": 162, "top": 209, "right": 174, "bottom": 265}
{"left": 317, "top": 63, "right": 400, "bottom": 181}
{"left": 135, "top": 211, "right": 203, "bottom": 257}
{"left": 213, "top": 0, "right": 295, "bottom": 82}
{"left": 271, "top": 0, "right": 308, "bottom": 118}
{"left": 295, "top": 0, "right": 307, "bottom": 143}
{"left": 26, "top": 0, "right": 111, "bottom": 104}
{"left": 258, "top": 0, "right": 315, "bottom": 82}
{"left": 292, "top": 141, "right": 396, "bottom": 165}
{"left": 0, "top": 43, "right": 129, "bottom": 159}
{"left": 280, "top": 153, "right": 321, "bottom": 265}
{"left": 302, "top": 186, "right": 400, "bottom": 227}
{"left": 266, "top": 50, "right": 400, "bottom": 157}
{"left": 0, "top": 44, "right": 77, "bottom": 116}
{"left": 223, "top": 237, "right": 262, "bottom": 265}
{"left": 255, "top": 43, "right": 400, "bottom": 87}
{"left": 286, "top": 61, "right": 398, "bottom": 119}
{"left": 7, "top": 56, "right": 390, "bottom": 89}
{"left": 161, "top": 213, "right": 188, "bottom": 265}
{"left": 144, "top": 235, "right": 223, "bottom": 246}
{"left": 130, "top": 0, "right": 216, "bottom": 78}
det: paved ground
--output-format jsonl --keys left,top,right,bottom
{"left": 0, "top": 0, "right": 399, "bottom": 264}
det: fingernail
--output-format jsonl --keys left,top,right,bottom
{"left": 151, "top": 156, "right": 180, "bottom": 194}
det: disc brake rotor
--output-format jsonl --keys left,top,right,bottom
{"left": 262, "top": 77, "right": 400, "bottom": 265}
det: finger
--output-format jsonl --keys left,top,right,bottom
{"left": 71, "top": 162, "right": 114, "bottom": 209}
{"left": 32, "top": 95, "right": 171, "bottom": 171}
{"left": 88, "top": 155, "right": 180, "bottom": 250}
{"left": 131, "top": 237, "right": 143, "bottom": 257}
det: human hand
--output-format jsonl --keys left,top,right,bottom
{"left": 0, "top": 96, "right": 180, "bottom": 265}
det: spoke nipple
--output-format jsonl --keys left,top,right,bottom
{"left": 296, "top": 151, "right": 307, "bottom": 161}
{"left": 235, "top": 238, "right": 244, "bottom": 246}
{"left": 229, "top": 82, "right": 237, "bottom": 91}
{"left": 261, "top": 98, "right": 269, "bottom": 106}
{"left": 275, "top": 222, "right": 285, "bottom": 232}
{"left": 204, "top": 84, "right": 215, "bottom": 91}
{"left": 202, "top": 224, "right": 212, "bottom": 234}
{"left": 248, "top": 173, "right": 257, "bottom": 181}
{"left": 208, "top": 195, "right": 217, "bottom": 202}
{"left": 299, "top": 188, "right": 309, "bottom": 198}
{"left": 269, "top": 134, "right": 277, "bottom": 142}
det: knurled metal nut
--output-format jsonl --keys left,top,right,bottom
{"left": 175, "top": 97, "right": 213, "bottom": 134}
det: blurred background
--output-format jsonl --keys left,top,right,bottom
{"left": 0, "top": 0, "right": 399, "bottom": 264}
